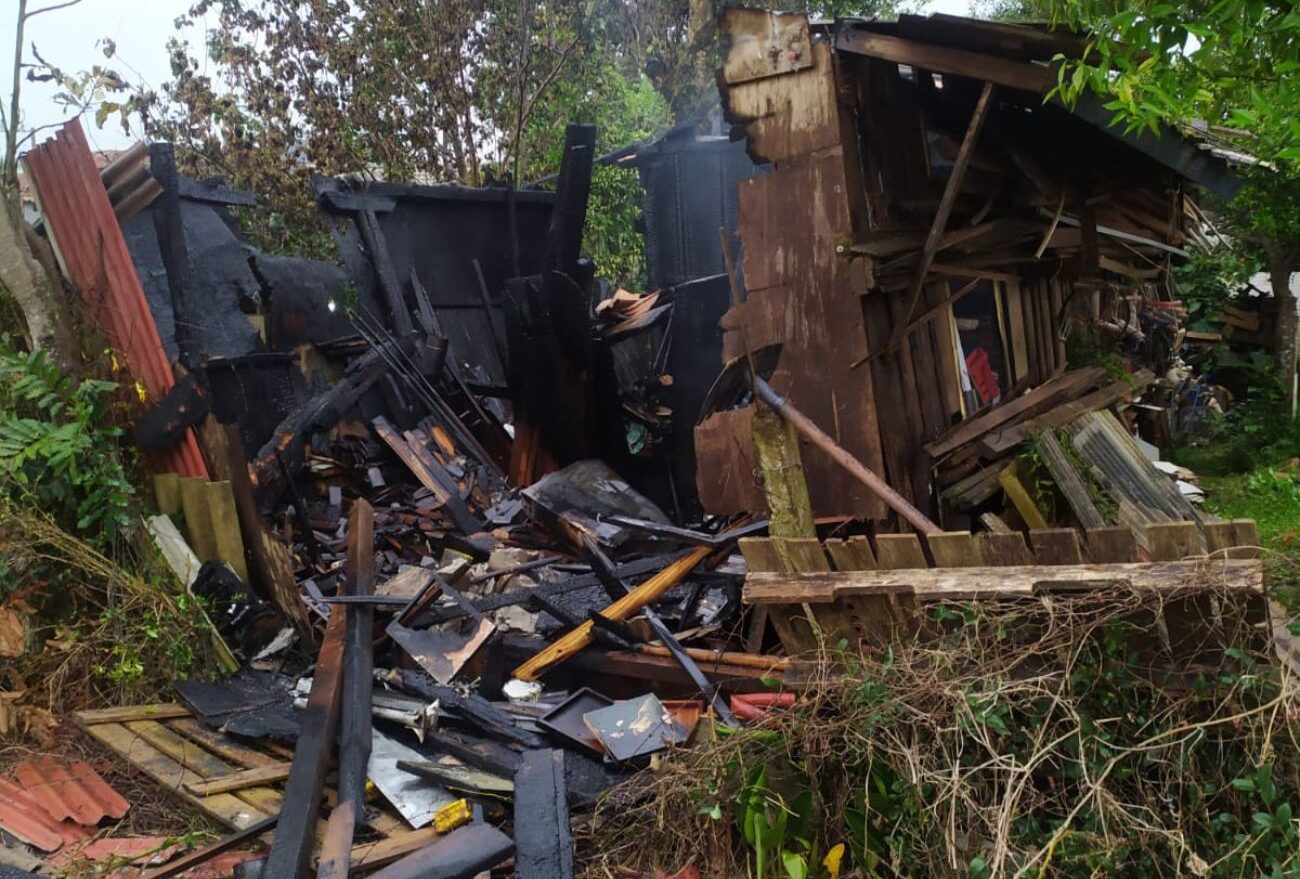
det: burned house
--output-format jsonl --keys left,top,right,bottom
{"left": 697, "top": 10, "right": 1239, "bottom": 530}
{"left": 7, "top": 10, "right": 1282, "bottom": 879}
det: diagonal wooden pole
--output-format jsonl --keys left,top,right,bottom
{"left": 886, "top": 80, "right": 996, "bottom": 356}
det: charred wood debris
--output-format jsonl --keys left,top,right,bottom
{"left": 6, "top": 8, "right": 1277, "bottom": 879}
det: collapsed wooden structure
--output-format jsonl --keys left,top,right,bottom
{"left": 697, "top": 10, "right": 1237, "bottom": 527}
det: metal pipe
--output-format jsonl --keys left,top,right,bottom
{"left": 751, "top": 376, "right": 942, "bottom": 536}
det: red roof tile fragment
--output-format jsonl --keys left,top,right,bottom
{"left": 13, "top": 754, "right": 130, "bottom": 825}
{"left": 0, "top": 776, "right": 71, "bottom": 852}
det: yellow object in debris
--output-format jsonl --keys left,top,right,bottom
{"left": 432, "top": 798, "right": 471, "bottom": 833}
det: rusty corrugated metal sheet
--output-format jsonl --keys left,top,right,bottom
{"left": 23, "top": 119, "right": 208, "bottom": 479}
{"left": 13, "top": 755, "right": 129, "bottom": 825}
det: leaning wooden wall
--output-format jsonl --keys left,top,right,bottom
{"left": 698, "top": 12, "right": 964, "bottom": 525}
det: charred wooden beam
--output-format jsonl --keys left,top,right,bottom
{"left": 253, "top": 338, "right": 404, "bottom": 480}
{"left": 365, "top": 822, "right": 514, "bottom": 879}
{"left": 393, "top": 669, "right": 543, "bottom": 748}
{"left": 544, "top": 125, "right": 596, "bottom": 278}
{"left": 372, "top": 416, "right": 482, "bottom": 535}
{"left": 262, "top": 605, "right": 347, "bottom": 879}
{"left": 357, "top": 210, "right": 414, "bottom": 338}
{"left": 137, "top": 817, "right": 276, "bottom": 879}
{"left": 316, "top": 500, "right": 376, "bottom": 879}
{"left": 513, "top": 750, "right": 574, "bottom": 879}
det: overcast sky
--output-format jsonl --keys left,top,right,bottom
{"left": 0, "top": 0, "right": 973, "bottom": 153}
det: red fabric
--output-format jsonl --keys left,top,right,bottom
{"left": 965, "top": 347, "right": 1000, "bottom": 405}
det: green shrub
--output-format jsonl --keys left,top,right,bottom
{"left": 0, "top": 343, "right": 133, "bottom": 547}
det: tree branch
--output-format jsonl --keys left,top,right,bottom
{"left": 24, "top": 0, "right": 83, "bottom": 19}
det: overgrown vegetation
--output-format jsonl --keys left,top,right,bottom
{"left": 585, "top": 584, "right": 1299, "bottom": 878}
{"left": 0, "top": 343, "right": 133, "bottom": 549}
{"left": 0, "top": 344, "right": 208, "bottom": 711}
{"left": 0, "top": 505, "right": 213, "bottom": 711}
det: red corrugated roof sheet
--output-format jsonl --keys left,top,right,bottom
{"left": 14, "top": 755, "right": 130, "bottom": 825}
{"left": 23, "top": 119, "right": 208, "bottom": 479}
{"left": 0, "top": 775, "right": 94, "bottom": 852}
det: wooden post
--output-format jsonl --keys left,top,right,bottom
{"left": 890, "top": 81, "right": 996, "bottom": 350}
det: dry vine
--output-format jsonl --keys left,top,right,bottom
{"left": 581, "top": 575, "right": 1300, "bottom": 878}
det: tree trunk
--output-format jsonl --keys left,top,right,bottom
{"left": 0, "top": 200, "right": 72, "bottom": 362}
{"left": 1270, "top": 247, "right": 1298, "bottom": 419}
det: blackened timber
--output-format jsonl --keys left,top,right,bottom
{"left": 587, "top": 611, "right": 642, "bottom": 648}
{"left": 513, "top": 750, "right": 574, "bottom": 879}
{"left": 544, "top": 124, "right": 596, "bottom": 278}
{"left": 262, "top": 606, "right": 347, "bottom": 879}
{"left": 317, "top": 501, "right": 376, "bottom": 879}
{"left": 138, "top": 816, "right": 277, "bottom": 879}
{"left": 471, "top": 258, "right": 508, "bottom": 377}
{"left": 136, "top": 373, "right": 209, "bottom": 449}
{"left": 364, "top": 822, "right": 514, "bottom": 879}
{"left": 423, "top": 553, "right": 690, "bottom": 624}
{"left": 372, "top": 416, "right": 482, "bottom": 535}
{"left": 148, "top": 144, "right": 193, "bottom": 363}
{"left": 642, "top": 610, "right": 738, "bottom": 726}
{"left": 253, "top": 338, "right": 403, "bottom": 473}
{"left": 178, "top": 178, "right": 258, "bottom": 207}
{"left": 357, "top": 210, "right": 414, "bottom": 338}
{"left": 394, "top": 669, "right": 543, "bottom": 748}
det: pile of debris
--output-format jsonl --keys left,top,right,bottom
{"left": 0, "top": 8, "right": 1289, "bottom": 878}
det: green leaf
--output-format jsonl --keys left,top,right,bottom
{"left": 781, "top": 851, "right": 807, "bottom": 879}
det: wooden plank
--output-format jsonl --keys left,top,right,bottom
{"left": 977, "top": 531, "right": 1035, "bottom": 566}
{"left": 980, "top": 512, "right": 1013, "bottom": 533}
{"left": 154, "top": 473, "right": 182, "bottom": 518}
{"left": 925, "top": 367, "right": 1105, "bottom": 459}
{"left": 1030, "top": 528, "right": 1084, "bottom": 565}
{"left": 941, "top": 461, "right": 1005, "bottom": 511}
{"left": 123, "top": 720, "right": 285, "bottom": 818}
{"left": 982, "top": 370, "right": 1156, "bottom": 455}
{"left": 185, "top": 764, "right": 292, "bottom": 797}
{"left": 875, "top": 534, "right": 929, "bottom": 569}
{"left": 891, "top": 81, "right": 995, "bottom": 350}
{"left": 775, "top": 537, "right": 831, "bottom": 573}
{"left": 745, "top": 560, "right": 1265, "bottom": 603}
{"left": 218, "top": 424, "right": 310, "bottom": 631}
{"left": 824, "top": 536, "right": 877, "bottom": 570}
{"left": 78, "top": 722, "right": 268, "bottom": 829}
{"left": 835, "top": 29, "right": 1054, "bottom": 93}
{"left": 205, "top": 480, "right": 249, "bottom": 583}
{"left": 926, "top": 531, "right": 980, "bottom": 567}
{"left": 373, "top": 416, "right": 480, "bottom": 535}
{"left": 513, "top": 547, "right": 712, "bottom": 679}
{"left": 753, "top": 408, "right": 817, "bottom": 538}
{"left": 168, "top": 718, "right": 284, "bottom": 770}
{"left": 1231, "top": 519, "right": 1260, "bottom": 559}
{"left": 1033, "top": 430, "right": 1107, "bottom": 529}
{"left": 998, "top": 465, "right": 1049, "bottom": 530}
{"left": 1145, "top": 521, "right": 1205, "bottom": 561}
{"left": 1003, "top": 278, "right": 1024, "bottom": 382}
{"left": 513, "top": 750, "right": 573, "bottom": 879}
{"left": 263, "top": 607, "right": 349, "bottom": 879}
{"left": 774, "top": 537, "right": 854, "bottom": 645}
{"left": 349, "top": 830, "right": 439, "bottom": 871}
{"left": 179, "top": 477, "right": 217, "bottom": 561}
{"left": 1084, "top": 526, "right": 1139, "bottom": 562}
{"left": 74, "top": 704, "right": 190, "bottom": 724}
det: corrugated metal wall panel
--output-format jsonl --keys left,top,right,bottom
{"left": 24, "top": 120, "right": 208, "bottom": 478}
